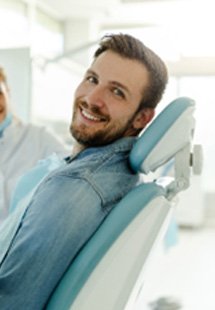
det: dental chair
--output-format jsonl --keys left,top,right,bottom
{"left": 46, "top": 97, "right": 199, "bottom": 310}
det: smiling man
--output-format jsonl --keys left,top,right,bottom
{"left": 71, "top": 50, "right": 153, "bottom": 148}
{"left": 0, "top": 33, "right": 168, "bottom": 309}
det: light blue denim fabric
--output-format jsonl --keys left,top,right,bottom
{"left": 9, "top": 153, "right": 66, "bottom": 213}
{"left": 0, "top": 137, "right": 140, "bottom": 310}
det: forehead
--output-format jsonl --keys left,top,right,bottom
{"left": 91, "top": 51, "right": 149, "bottom": 92}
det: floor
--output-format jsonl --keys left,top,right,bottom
{"left": 134, "top": 224, "right": 215, "bottom": 310}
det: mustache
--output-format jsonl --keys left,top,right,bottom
{"left": 76, "top": 99, "right": 110, "bottom": 121}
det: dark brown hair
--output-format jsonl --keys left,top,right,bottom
{"left": 94, "top": 33, "right": 168, "bottom": 110}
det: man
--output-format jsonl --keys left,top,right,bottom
{"left": 0, "top": 33, "right": 168, "bottom": 309}
{"left": 0, "top": 67, "right": 68, "bottom": 223}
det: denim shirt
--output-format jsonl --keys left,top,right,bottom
{"left": 0, "top": 137, "right": 140, "bottom": 310}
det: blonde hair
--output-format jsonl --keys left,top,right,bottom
{"left": 0, "top": 66, "right": 8, "bottom": 85}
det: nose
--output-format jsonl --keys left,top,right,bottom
{"left": 85, "top": 85, "right": 106, "bottom": 109}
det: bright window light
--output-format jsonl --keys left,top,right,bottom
{"left": 0, "top": 9, "right": 28, "bottom": 48}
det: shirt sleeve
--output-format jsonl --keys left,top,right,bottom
{"left": 0, "top": 177, "right": 107, "bottom": 309}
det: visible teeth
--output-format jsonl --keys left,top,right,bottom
{"left": 82, "top": 109, "right": 102, "bottom": 121}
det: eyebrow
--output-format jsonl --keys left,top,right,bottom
{"left": 85, "top": 69, "right": 131, "bottom": 96}
{"left": 85, "top": 69, "right": 97, "bottom": 77}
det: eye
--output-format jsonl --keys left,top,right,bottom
{"left": 86, "top": 75, "right": 98, "bottom": 84}
{"left": 112, "top": 87, "right": 125, "bottom": 99}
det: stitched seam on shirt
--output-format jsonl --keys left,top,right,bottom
{"left": 78, "top": 174, "right": 106, "bottom": 206}
{"left": 93, "top": 152, "right": 128, "bottom": 173}
{"left": 44, "top": 173, "right": 106, "bottom": 207}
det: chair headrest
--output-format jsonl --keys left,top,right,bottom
{"left": 129, "top": 97, "right": 195, "bottom": 174}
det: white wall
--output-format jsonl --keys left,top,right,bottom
{"left": 0, "top": 47, "right": 31, "bottom": 121}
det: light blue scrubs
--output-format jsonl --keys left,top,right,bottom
{"left": 0, "top": 114, "right": 12, "bottom": 137}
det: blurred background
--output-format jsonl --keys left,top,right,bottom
{"left": 0, "top": 0, "right": 214, "bottom": 309}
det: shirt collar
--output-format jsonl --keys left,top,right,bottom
{"left": 65, "top": 137, "right": 136, "bottom": 163}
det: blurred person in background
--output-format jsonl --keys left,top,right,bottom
{"left": 0, "top": 66, "right": 68, "bottom": 223}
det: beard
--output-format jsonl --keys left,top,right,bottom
{"left": 70, "top": 99, "right": 138, "bottom": 147}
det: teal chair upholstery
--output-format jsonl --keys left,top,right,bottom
{"left": 46, "top": 97, "right": 196, "bottom": 310}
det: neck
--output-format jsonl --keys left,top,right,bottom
{"left": 72, "top": 141, "right": 86, "bottom": 156}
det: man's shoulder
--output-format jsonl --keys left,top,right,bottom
{"left": 52, "top": 139, "right": 139, "bottom": 206}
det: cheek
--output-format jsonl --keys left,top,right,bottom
{"left": 74, "top": 82, "right": 90, "bottom": 99}
{"left": 74, "top": 85, "right": 82, "bottom": 99}
{"left": 0, "top": 95, "right": 5, "bottom": 103}
{"left": 109, "top": 104, "right": 135, "bottom": 121}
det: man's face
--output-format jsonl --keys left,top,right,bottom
{"left": 0, "top": 79, "right": 8, "bottom": 123}
{"left": 70, "top": 50, "right": 152, "bottom": 147}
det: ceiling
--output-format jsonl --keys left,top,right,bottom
{"left": 35, "top": 0, "right": 121, "bottom": 20}
{"left": 23, "top": 0, "right": 214, "bottom": 72}
{"left": 33, "top": 0, "right": 184, "bottom": 23}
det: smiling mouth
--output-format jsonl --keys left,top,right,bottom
{"left": 80, "top": 107, "right": 107, "bottom": 122}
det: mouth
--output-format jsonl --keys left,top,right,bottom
{"left": 80, "top": 106, "right": 107, "bottom": 122}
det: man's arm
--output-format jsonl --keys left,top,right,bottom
{"left": 0, "top": 176, "right": 105, "bottom": 310}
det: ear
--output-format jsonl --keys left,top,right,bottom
{"left": 132, "top": 108, "right": 155, "bottom": 130}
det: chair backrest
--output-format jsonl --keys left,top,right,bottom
{"left": 46, "top": 97, "right": 196, "bottom": 310}
{"left": 130, "top": 97, "right": 195, "bottom": 174}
